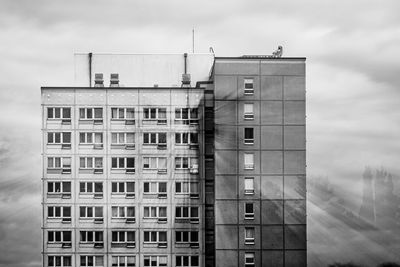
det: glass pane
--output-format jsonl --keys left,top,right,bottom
{"left": 159, "top": 182, "right": 167, "bottom": 192}
{"left": 112, "top": 207, "right": 118, "bottom": 217}
{"left": 127, "top": 158, "right": 135, "bottom": 168}
{"left": 47, "top": 108, "right": 53, "bottom": 119}
{"left": 119, "top": 183, "right": 125, "bottom": 193}
{"left": 190, "top": 183, "right": 198, "bottom": 193}
{"left": 127, "top": 207, "right": 135, "bottom": 217}
{"left": 95, "top": 256, "right": 103, "bottom": 266}
{"left": 55, "top": 158, "right": 61, "bottom": 168}
{"left": 95, "top": 207, "right": 103, "bottom": 217}
{"left": 63, "top": 182, "right": 71, "bottom": 192}
{"left": 190, "top": 108, "right": 198, "bottom": 119}
{"left": 48, "top": 157, "right": 54, "bottom": 168}
{"left": 176, "top": 207, "right": 181, "bottom": 217}
{"left": 182, "top": 157, "right": 188, "bottom": 168}
{"left": 182, "top": 108, "right": 188, "bottom": 119}
{"left": 63, "top": 157, "right": 71, "bottom": 167}
{"left": 144, "top": 207, "right": 149, "bottom": 217}
{"left": 86, "top": 133, "right": 93, "bottom": 143}
{"left": 150, "top": 108, "right": 156, "bottom": 119}
{"left": 151, "top": 207, "right": 157, "bottom": 217}
{"left": 111, "top": 133, "right": 117, "bottom": 144}
{"left": 126, "top": 108, "right": 135, "bottom": 119}
{"left": 127, "top": 231, "right": 134, "bottom": 241}
{"left": 158, "top": 133, "right": 166, "bottom": 144}
{"left": 159, "top": 207, "right": 166, "bottom": 217}
{"left": 95, "top": 133, "right": 102, "bottom": 143}
{"left": 119, "top": 108, "right": 125, "bottom": 119}
{"left": 95, "top": 158, "right": 103, "bottom": 168}
{"left": 190, "top": 133, "right": 197, "bottom": 143}
{"left": 94, "top": 108, "right": 102, "bottom": 118}
{"left": 119, "top": 207, "right": 125, "bottom": 217}
{"left": 127, "top": 182, "right": 134, "bottom": 192}
{"left": 112, "top": 158, "right": 117, "bottom": 168}
{"left": 55, "top": 133, "right": 61, "bottom": 143}
{"left": 158, "top": 108, "right": 166, "bottom": 119}
{"left": 143, "top": 108, "right": 149, "bottom": 119}
{"left": 126, "top": 133, "right": 134, "bottom": 143}
{"left": 175, "top": 109, "right": 181, "bottom": 119}
{"left": 150, "top": 133, "right": 157, "bottom": 143}
{"left": 191, "top": 207, "right": 198, "bottom": 217}
{"left": 111, "top": 108, "right": 117, "bottom": 119}
{"left": 159, "top": 158, "right": 167, "bottom": 169}
{"left": 79, "top": 108, "right": 85, "bottom": 119}
{"left": 95, "top": 183, "right": 103, "bottom": 192}
{"left": 63, "top": 108, "right": 71, "bottom": 119}
{"left": 87, "top": 108, "right": 93, "bottom": 119}
{"left": 112, "top": 183, "right": 117, "bottom": 192}
{"left": 118, "top": 158, "right": 124, "bottom": 168}
{"left": 159, "top": 232, "right": 167, "bottom": 241}
{"left": 63, "top": 132, "right": 71, "bottom": 143}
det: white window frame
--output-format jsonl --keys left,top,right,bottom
{"left": 47, "top": 107, "right": 71, "bottom": 120}
{"left": 48, "top": 256, "right": 72, "bottom": 267}
{"left": 47, "top": 230, "right": 71, "bottom": 243}
{"left": 175, "top": 206, "right": 199, "bottom": 220}
{"left": 175, "top": 108, "right": 199, "bottom": 120}
{"left": 79, "top": 107, "right": 103, "bottom": 120}
{"left": 245, "top": 227, "right": 255, "bottom": 244}
{"left": 175, "top": 231, "right": 199, "bottom": 243}
{"left": 176, "top": 255, "right": 199, "bottom": 267}
{"left": 112, "top": 256, "right": 136, "bottom": 267}
{"left": 47, "top": 206, "right": 71, "bottom": 219}
{"left": 47, "top": 181, "right": 71, "bottom": 194}
{"left": 47, "top": 132, "right": 71, "bottom": 144}
{"left": 143, "top": 256, "right": 167, "bottom": 267}
{"left": 143, "top": 206, "right": 167, "bottom": 219}
{"left": 143, "top": 132, "right": 167, "bottom": 145}
{"left": 79, "top": 182, "right": 103, "bottom": 194}
{"left": 79, "top": 231, "right": 103, "bottom": 243}
{"left": 111, "top": 206, "right": 135, "bottom": 219}
{"left": 111, "top": 132, "right": 135, "bottom": 145}
{"left": 143, "top": 182, "right": 167, "bottom": 194}
{"left": 175, "top": 132, "right": 198, "bottom": 145}
{"left": 245, "top": 203, "right": 255, "bottom": 220}
{"left": 79, "top": 157, "right": 103, "bottom": 169}
{"left": 175, "top": 157, "right": 198, "bottom": 170}
{"left": 175, "top": 182, "right": 199, "bottom": 195}
{"left": 244, "top": 177, "right": 255, "bottom": 194}
{"left": 244, "top": 153, "right": 254, "bottom": 170}
{"left": 142, "top": 157, "right": 167, "bottom": 170}
{"left": 244, "top": 128, "right": 254, "bottom": 145}
{"left": 80, "top": 255, "right": 104, "bottom": 267}
{"left": 143, "top": 107, "right": 167, "bottom": 120}
{"left": 111, "top": 157, "right": 135, "bottom": 170}
{"left": 143, "top": 231, "right": 167, "bottom": 243}
{"left": 111, "top": 107, "right": 135, "bottom": 120}
{"left": 47, "top": 157, "right": 71, "bottom": 169}
{"left": 111, "top": 182, "right": 135, "bottom": 194}
{"left": 79, "top": 132, "right": 103, "bottom": 145}
{"left": 244, "top": 103, "right": 254, "bottom": 120}
{"left": 111, "top": 231, "right": 135, "bottom": 244}
{"left": 79, "top": 206, "right": 103, "bottom": 219}
{"left": 245, "top": 252, "right": 255, "bottom": 266}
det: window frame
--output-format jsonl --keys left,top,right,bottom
{"left": 244, "top": 153, "right": 254, "bottom": 170}
{"left": 244, "top": 78, "right": 254, "bottom": 95}
{"left": 244, "top": 127, "right": 254, "bottom": 145}
{"left": 79, "top": 107, "right": 103, "bottom": 120}
{"left": 111, "top": 107, "right": 135, "bottom": 120}
{"left": 47, "top": 107, "right": 71, "bottom": 120}
{"left": 80, "top": 255, "right": 104, "bottom": 267}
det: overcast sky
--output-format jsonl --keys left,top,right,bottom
{"left": 0, "top": 0, "right": 399, "bottom": 266}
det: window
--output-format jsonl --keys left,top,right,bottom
{"left": 244, "top": 78, "right": 254, "bottom": 94}
{"left": 48, "top": 231, "right": 71, "bottom": 243}
{"left": 245, "top": 203, "right": 254, "bottom": 219}
{"left": 176, "top": 256, "right": 199, "bottom": 267}
{"left": 175, "top": 157, "right": 198, "bottom": 172}
{"left": 80, "top": 256, "right": 104, "bottom": 267}
{"left": 175, "top": 206, "right": 199, "bottom": 220}
{"left": 48, "top": 256, "right": 72, "bottom": 267}
{"left": 48, "top": 206, "right": 71, "bottom": 219}
{"left": 111, "top": 108, "right": 135, "bottom": 120}
{"left": 47, "top": 107, "right": 71, "bottom": 120}
{"left": 47, "top": 132, "right": 71, "bottom": 144}
{"left": 143, "top": 108, "right": 167, "bottom": 123}
{"left": 245, "top": 252, "right": 255, "bottom": 267}
{"left": 244, "top": 153, "right": 254, "bottom": 170}
{"left": 175, "top": 231, "right": 199, "bottom": 243}
{"left": 244, "top": 177, "right": 254, "bottom": 194}
{"left": 175, "top": 132, "right": 198, "bottom": 145}
{"left": 245, "top": 227, "right": 255, "bottom": 244}
{"left": 111, "top": 157, "right": 135, "bottom": 172}
{"left": 175, "top": 182, "right": 199, "bottom": 196}
{"left": 143, "top": 157, "right": 167, "bottom": 171}
{"left": 112, "top": 231, "right": 135, "bottom": 245}
{"left": 143, "top": 206, "right": 167, "bottom": 219}
{"left": 47, "top": 182, "right": 71, "bottom": 196}
{"left": 143, "top": 132, "right": 167, "bottom": 145}
{"left": 79, "top": 108, "right": 103, "bottom": 120}
{"left": 244, "top": 128, "right": 254, "bottom": 145}
{"left": 79, "top": 132, "right": 103, "bottom": 145}
{"left": 111, "top": 182, "right": 135, "bottom": 197}
{"left": 144, "top": 256, "right": 167, "bottom": 267}
{"left": 79, "top": 206, "right": 103, "bottom": 219}
{"left": 80, "top": 231, "right": 103, "bottom": 243}
{"left": 47, "top": 157, "right": 71, "bottom": 170}
{"left": 112, "top": 206, "right": 135, "bottom": 219}
{"left": 112, "top": 256, "right": 135, "bottom": 267}
{"left": 94, "top": 73, "right": 103, "bottom": 87}
{"left": 244, "top": 103, "right": 254, "bottom": 120}
{"left": 111, "top": 132, "right": 135, "bottom": 145}
{"left": 80, "top": 182, "right": 103, "bottom": 194}
{"left": 175, "top": 108, "right": 199, "bottom": 124}
{"left": 143, "top": 182, "right": 167, "bottom": 195}
{"left": 144, "top": 231, "right": 167, "bottom": 244}
{"left": 79, "top": 157, "right": 103, "bottom": 170}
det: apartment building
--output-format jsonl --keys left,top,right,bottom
{"left": 41, "top": 53, "right": 306, "bottom": 267}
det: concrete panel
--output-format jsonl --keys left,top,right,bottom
{"left": 41, "top": 89, "right": 75, "bottom": 105}
{"left": 284, "top": 151, "right": 306, "bottom": 175}
{"left": 238, "top": 101, "right": 261, "bottom": 125}
{"left": 215, "top": 200, "right": 238, "bottom": 224}
{"left": 284, "top": 76, "right": 305, "bottom": 100}
{"left": 285, "top": 225, "right": 306, "bottom": 249}
{"left": 215, "top": 176, "right": 237, "bottom": 199}
{"left": 237, "top": 75, "right": 261, "bottom": 100}
{"left": 215, "top": 250, "right": 238, "bottom": 267}
{"left": 215, "top": 101, "right": 237, "bottom": 125}
{"left": 215, "top": 125, "right": 237, "bottom": 150}
{"left": 76, "top": 90, "right": 107, "bottom": 105}
{"left": 284, "top": 126, "right": 305, "bottom": 150}
{"left": 285, "top": 250, "right": 307, "bottom": 267}
{"left": 284, "top": 175, "right": 306, "bottom": 200}
{"left": 215, "top": 225, "right": 238, "bottom": 249}
{"left": 284, "top": 200, "right": 306, "bottom": 224}
{"left": 215, "top": 61, "right": 259, "bottom": 75}
{"left": 261, "top": 176, "right": 283, "bottom": 199}
{"left": 239, "top": 200, "right": 261, "bottom": 224}
{"left": 239, "top": 151, "right": 260, "bottom": 175}
{"left": 262, "top": 250, "right": 283, "bottom": 267}
{"left": 262, "top": 225, "right": 283, "bottom": 249}
{"left": 214, "top": 76, "right": 237, "bottom": 100}
{"left": 238, "top": 126, "right": 260, "bottom": 150}
{"left": 261, "top": 200, "right": 283, "bottom": 224}
{"left": 215, "top": 151, "right": 237, "bottom": 175}
{"left": 139, "top": 90, "right": 171, "bottom": 106}
{"left": 284, "top": 101, "right": 305, "bottom": 125}
{"left": 239, "top": 251, "right": 261, "bottom": 267}
{"left": 261, "top": 126, "right": 283, "bottom": 149}
{"left": 108, "top": 90, "right": 139, "bottom": 105}
{"left": 261, "top": 151, "right": 283, "bottom": 175}
{"left": 261, "top": 76, "right": 283, "bottom": 100}
{"left": 239, "top": 226, "right": 261, "bottom": 249}
{"left": 260, "top": 62, "right": 305, "bottom": 76}
{"left": 261, "top": 101, "right": 283, "bottom": 124}
{"left": 239, "top": 175, "right": 260, "bottom": 199}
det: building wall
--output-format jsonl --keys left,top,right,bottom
{"left": 213, "top": 58, "right": 306, "bottom": 267}
{"left": 42, "top": 87, "right": 206, "bottom": 267}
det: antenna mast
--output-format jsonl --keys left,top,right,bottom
{"left": 192, "top": 28, "right": 195, "bottom": 53}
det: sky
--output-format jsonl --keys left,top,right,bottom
{"left": 0, "top": 0, "right": 399, "bottom": 266}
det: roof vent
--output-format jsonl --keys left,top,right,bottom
{"left": 94, "top": 73, "right": 104, "bottom": 87}
{"left": 110, "top": 73, "right": 119, "bottom": 87}
{"left": 182, "top": 74, "right": 191, "bottom": 87}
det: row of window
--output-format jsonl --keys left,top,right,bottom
{"left": 47, "top": 132, "right": 199, "bottom": 146}
{"left": 47, "top": 107, "right": 200, "bottom": 121}
{"left": 47, "top": 206, "right": 199, "bottom": 220}
{"left": 47, "top": 181, "right": 200, "bottom": 196}
{"left": 47, "top": 156, "right": 199, "bottom": 173}
{"left": 47, "top": 254, "right": 200, "bottom": 267}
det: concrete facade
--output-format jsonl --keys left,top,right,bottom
{"left": 41, "top": 53, "right": 306, "bottom": 267}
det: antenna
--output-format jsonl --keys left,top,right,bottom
{"left": 192, "top": 28, "right": 195, "bottom": 53}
